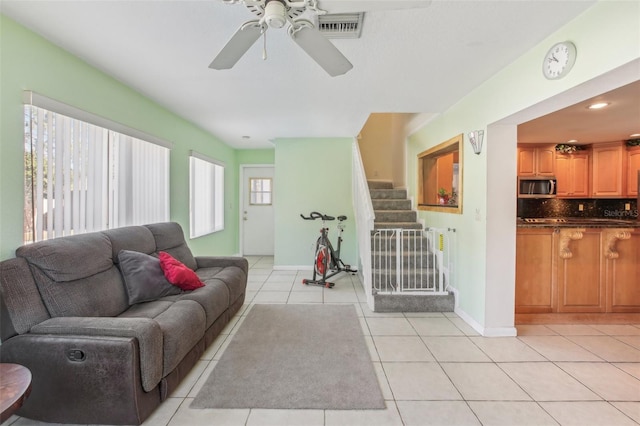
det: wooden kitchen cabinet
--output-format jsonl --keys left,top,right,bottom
{"left": 517, "top": 145, "right": 556, "bottom": 177}
{"left": 626, "top": 146, "right": 640, "bottom": 196}
{"left": 592, "top": 142, "right": 625, "bottom": 197}
{"left": 606, "top": 229, "right": 640, "bottom": 312}
{"left": 556, "top": 153, "right": 589, "bottom": 197}
{"left": 515, "top": 227, "right": 639, "bottom": 315}
{"left": 557, "top": 228, "right": 606, "bottom": 313}
{"left": 515, "top": 229, "right": 557, "bottom": 313}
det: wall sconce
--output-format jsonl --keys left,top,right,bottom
{"left": 468, "top": 130, "right": 484, "bottom": 155}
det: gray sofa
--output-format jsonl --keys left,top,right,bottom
{"left": 0, "top": 222, "right": 248, "bottom": 425}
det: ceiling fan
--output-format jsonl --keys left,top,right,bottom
{"left": 209, "top": 0, "right": 432, "bottom": 77}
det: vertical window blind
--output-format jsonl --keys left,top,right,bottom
{"left": 24, "top": 100, "right": 171, "bottom": 243}
{"left": 189, "top": 152, "right": 225, "bottom": 238}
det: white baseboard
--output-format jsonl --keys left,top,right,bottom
{"left": 482, "top": 326, "right": 518, "bottom": 337}
{"left": 454, "top": 307, "right": 517, "bottom": 337}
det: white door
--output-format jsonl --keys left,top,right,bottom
{"left": 241, "top": 166, "right": 275, "bottom": 255}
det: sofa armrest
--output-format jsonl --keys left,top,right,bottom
{"left": 195, "top": 256, "right": 249, "bottom": 275}
{"left": 0, "top": 333, "right": 159, "bottom": 424}
{"left": 30, "top": 316, "right": 162, "bottom": 392}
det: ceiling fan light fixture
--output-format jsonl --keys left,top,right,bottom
{"left": 264, "top": 0, "right": 287, "bottom": 28}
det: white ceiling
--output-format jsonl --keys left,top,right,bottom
{"left": 518, "top": 79, "right": 640, "bottom": 144}
{"left": 0, "top": 0, "right": 601, "bottom": 149}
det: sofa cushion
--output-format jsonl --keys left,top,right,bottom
{"left": 145, "top": 222, "right": 197, "bottom": 270}
{"left": 30, "top": 266, "right": 128, "bottom": 318}
{"left": 207, "top": 266, "right": 247, "bottom": 306}
{"left": 0, "top": 258, "right": 51, "bottom": 338}
{"left": 159, "top": 252, "right": 205, "bottom": 291}
{"left": 194, "top": 266, "right": 224, "bottom": 280}
{"left": 153, "top": 300, "right": 206, "bottom": 376}
{"left": 174, "top": 277, "right": 230, "bottom": 328}
{"left": 118, "top": 250, "right": 182, "bottom": 304}
{"left": 16, "top": 232, "right": 129, "bottom": 317}
{"left": 17, "top": 232, "right": 114, "bottom": 282}
{"left": 119, "top": 299, "right": 206, "bottom": 381}
{"left": 103, "top": 226, "right": 157, "bottom": 262}
{"left": 119, "top": 300, "right": 174, "bottom": 319}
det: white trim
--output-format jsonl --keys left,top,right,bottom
{"left": 454, "top": 307, "right": 484, "bottom": 335}
{"left": 482, "top": 327, "right": 518, "bottom": 337}
{"left": 23, "top": 91, "right": 173, "bottom": 149}
{"left": 239, "top": 164, "right": 275, "bottom": 256}
{"left": 189, "top": 150, "right": 226, "bottom": 167}
{"left": 454, "top": 307, "right": 517, "bottom": 337}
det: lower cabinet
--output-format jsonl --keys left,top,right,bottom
{"left": 516, "top": 227, "right": 639, "bottom": 314}
{"left": 557, "top": 229, "right": 605, "bottom": 313}
{"left": 606, "top": 230, "right": 640, "bottom": 312}
{"left": 515, "top": 229, "right": 556, "bottom": 313}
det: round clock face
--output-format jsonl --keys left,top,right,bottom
{"left": 543, "top": 41, "right": 577, "bottom": 80}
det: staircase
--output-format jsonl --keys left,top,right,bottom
{"left": 368, "top": 181, "right": 454, "bottom": 312}
{"left": 369, "top": 181, "right": 422, "bottom": 230}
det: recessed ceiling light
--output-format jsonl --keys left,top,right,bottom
{"left": 567, "top": 139, "right": 578, "bottom": 143}
{"left": 630, "top": 133, "right": 640, "bottom": 138}
{"left": 587, "top": 102, "right": 609, "bottom": 110}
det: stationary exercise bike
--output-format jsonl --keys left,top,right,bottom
{"left": 300, "top": 212, "right": 357, "bottom": 288}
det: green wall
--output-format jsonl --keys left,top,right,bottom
{"left": 273, "top": 138, "right": 356, "bottom": 268}
{"left": 407, "top": 1, "right": 640, "bottom": 332}
{"left": 237, "top": 149, "right": 275, "bottom": 165}
{"left": 0, "top": 15, "right": 239, "bottom": 259}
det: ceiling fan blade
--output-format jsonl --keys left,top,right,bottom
{"left": 290, "top": 25, "right": 353, "bottom": 76}
{"left": 209, "top": 22, "right": 263, "bottom": 70}
{"left": 318, "top": 0, "right": 432, "bottom": 13}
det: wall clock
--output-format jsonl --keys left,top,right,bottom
{"left": 542, "top": 41, "right": 577, "bottom": 80}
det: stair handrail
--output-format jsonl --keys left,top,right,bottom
{"left": 352, "top": 139, "right": 375, "bottom": 309}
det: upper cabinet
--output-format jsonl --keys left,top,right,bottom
{"left": 517, "top": 145, "right": 556, "bottom": 177}
{"left": 519, "top": 142, "right": 638, "bottom": 199}
{"left": 626, "top": 146, "right": 640, "bottom": 197}
{"left": 556, "top": 152, "right": 590, "bottom": 198}
{"left": 591, "top": 142, "right": 625, "bottom": 197}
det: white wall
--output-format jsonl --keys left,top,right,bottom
{"left": 407, "top": 1, "right": 640, "bottom": 335}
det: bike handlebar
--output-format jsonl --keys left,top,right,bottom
{"left": 300, "top": 212, "right": 347, "bottom": 221}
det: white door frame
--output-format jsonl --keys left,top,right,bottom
{"left": 239, "top": 164, "right": 275, "bottom": 256}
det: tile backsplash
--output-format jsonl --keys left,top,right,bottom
{"left": 518, "top": 198, "right": 638, "bottom": 220}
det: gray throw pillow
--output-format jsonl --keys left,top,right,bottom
{"left": 118, "top": 250, "right": 182, "bottom": 305}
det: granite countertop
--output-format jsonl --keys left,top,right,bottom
{"left": 517, "top": 217, "right": 640, "bottom": 228}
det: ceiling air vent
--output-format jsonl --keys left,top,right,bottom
{"left": 317, "top": 13, "right": 364, "bottom": 39}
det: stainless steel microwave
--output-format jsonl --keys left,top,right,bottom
{"left": 518, "top": 177, "right": 556, "bottom": 198}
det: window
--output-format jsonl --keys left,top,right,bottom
{"left": 249, "top": 178, "right": 272, "bottom": 205}
{"left": 24, "top": 94, "right": 171, "bottom": 243}
{"left": 417, "top": 133, "right": 464, "bottom": 214}
{"left": 189, "top": 152, "right": 225, "bottom": 238}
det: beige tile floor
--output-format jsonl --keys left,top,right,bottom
{"left": 4, "top": 255, "right": 640, "bottom": 426}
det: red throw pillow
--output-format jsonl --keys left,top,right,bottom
{"left": 158, "top": 251, "right": 205, "bottom": 291}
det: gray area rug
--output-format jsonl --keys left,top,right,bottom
{"left": 191, "top": 304, "right": 385, "bottom": 409}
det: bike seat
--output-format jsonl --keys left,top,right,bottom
{"left": 337, "top": 215, "right": 347, "bottom": 221}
